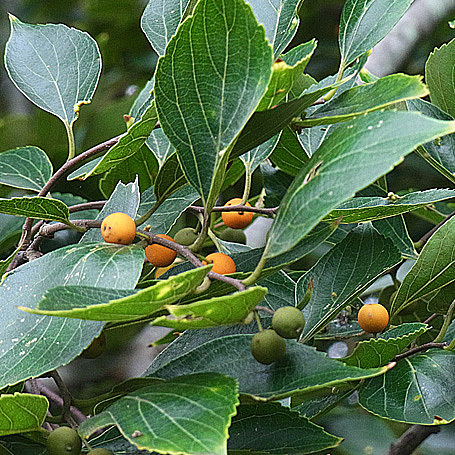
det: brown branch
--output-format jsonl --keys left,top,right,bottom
{"left": 189, "top": 204, "right": 278, "bottom": 216}
{"left": 12, "top": 135, "right": 122, "bottom": 270}
{"left": 394, "top": 342, "right": 446, "bottom": 362}
{"left": 69, "top": 201, "right": 107, "bottom": 213}
{"left": 49, "top": 370, "right": 73, "bottom": 423}
{"left": 389, "top": 424, "right": 441, "bottom": 455}
{"left": 21, "top": 217, "right": 247, "bottom": 292}
{"left": 27, "top": 220, "right": 102, "bottom": 253}
{"left": 39, "top": 136, "right": 123, "bottom": 199}
{"left": 138, "top": 229, "right": 246, "bottom": 291}
{"left": 33, "top": 379, "right": 87, "bottom": 425}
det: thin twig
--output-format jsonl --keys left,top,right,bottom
{"left": 49, "top": 370, "right": 73, "bottom": 423}
{"left": 69, "top": 201, "right": 107, "bottom": 213}
{"left": 255, "top": 306, "right": 275, "bottom": 315}
{"left": 389, "top": 424, "right": 440, "bottom": 455}
{"left": 423, "top": 313, "right": 439, "bottom": 325}
{"left": 394, "top": 342, "right": 446, "bottom": 362}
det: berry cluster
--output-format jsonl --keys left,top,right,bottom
{"left": 251, "top": 306, "right": 305, "bottom": 365}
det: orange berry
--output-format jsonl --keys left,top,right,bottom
{"left": 222, "top": 198, "right": 253, "bottom": 229}
{"left": 101, "top": 212, "right": 136, "bottom": 245}
{"left": 203, "top": 252, "right": 236, "bottom": 275}
{"left": 357, "top": 303, "right": 389, "bottom": 333}
{"left": 145, "top": 234, "right": 177, "bottom": 267}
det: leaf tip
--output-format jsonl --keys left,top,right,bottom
{"left": 16, "top": 305, "right": 35, "bottom": 314}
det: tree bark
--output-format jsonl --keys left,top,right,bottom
{"left": 389, "top": 424, "right": 441, "bottom": 455}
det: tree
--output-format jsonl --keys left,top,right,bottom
{"left": 1, "top": 0, "right": 455, "bottom": 454}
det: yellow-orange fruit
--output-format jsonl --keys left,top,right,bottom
{"left": 222, "top": 198, "right": 253, "bottom": 229}
{"left": 357, "top": 303, "right": 389, "bottom": 333}
{"left": 203, "top": 252, "right": 236, "bottom": 275}
{"left": 101, "top": 212, "right": 136, "bottom": 245}
{"left": 145, "top": 234, "right": 177, "bottom": 267}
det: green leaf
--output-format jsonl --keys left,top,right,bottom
{"left": 5, "top": 16, "right": 101, "bottom": 127}
{"left": 292, "top": 385, "right": 357, "bottom": 420}
{"left": 79, "top": 373, "right": 239, "bottom": 455}
{"left": 154, "top": 153, "right": 188, "bottom": 204}
{"left": 145, "top": 129, "right": 175, "bottom": 166}
{"left": 407, "top": 98, "right": 455, "bottom": 184}
{"left": 83, "top": 103, "right": 158, "bottom": 179}
{"left": 339, "top": 0, "right": 413, "bottom": 68}
{"left": 99, "top": 144, "right": 158, "bottom": 198}
{"left": 264, "top": 111, "right": 455, "bottom": 259}
{"left": 141, "top": 0, "right": 191, "bottom": 56}
{"left": 66, "top": 156, "right": 103, "bottom": 181}
{"left": 391, "top": 216, "right": 455, "bottom": 316}
{"left": 257, "top": 40, "right": 317, "bottom": 111}
{"left": 0, "top": 197, "right": 70, "bottom": 224}
{"left": 259, "top": 271, "right": 296, "bottom": 311}
{"left": 298, "top": 124, "right": 335, "bottom": 157}
{"left": 359, "top": 349, "right": 455, "bottom": 424}
{"left": 150, "top": 286, "right": 267, "bottom": 329}
{"left": 342, "top": 323, "right": 428, "bottom": 369}
{"left": 240, "top": 134, "right": 280, "bottom": 173}
{"left": 148, "top": 334, "right": 390, "bottom": 400}
{"left": 0, "top": 242, "right": 144, "bottom": 389}
{"left": 424, "top": 283, "right": 455, "bottom": 314}
{"left": 137, "top": 185, "right": 199, "bottom": 233}
{"left": 231, "top": 83, "right": 339, "bottom": 159}
{"left": 357, "top": 184, "right": 417, "bottom": 259}
{"left": 324, "top": 189, "right": 455, "bottom": 223}
{"left": 0, "top": 435, "right": 47, "bottom": 455}
{"left": 81, "top": 179, "right": 140, "bottom": 243}
{"left": 297, "top": 224, "right": 401, "bottom": 342}
{"left": 299, "top": 74, "right": 428, "bottom": 127}
{"left": 425, "top": 38, "right": 455, "bottom": 118}
{"left": 270, "top": 126, "right": 309, "bottom": 176}
{"left": 155, "top": 0, "right": 272, "bottom": 204}
{"left": 228, "top": 402, "right": 341, "bottom": 454}
{"left": 0, "top": 147, "right": 52, "bottom": 192}
{"left": 129, "top": 78, "right": 154, "bottom": 120}
{"left": 0, "top": 393, "right": 48, "bottom": 437}
{"left": 22, "top": 266, "right": 211, "bottom": 322}
{"left": 373, "top": 216, "right": 417, "bottom": 260}
{"left": 247, "top": 0, "right": 301, "bottom": 57}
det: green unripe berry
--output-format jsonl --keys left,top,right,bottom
{"left": 88, "top": 449, "right": 114, "bottom": 455}
{"left": 251, "top": 329, "right": 286, "bottom": 365}
{"left": 174, "top": 227, "right": 198, "bottom": 246}
{"left": 272, "top": 306, "right": 305, "bottom": 339}
{"left": 219, "top": 227, "right": 247, "bottom": 244}
{"left": 46, "top": 426, "right": 82, "bottom": 455}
